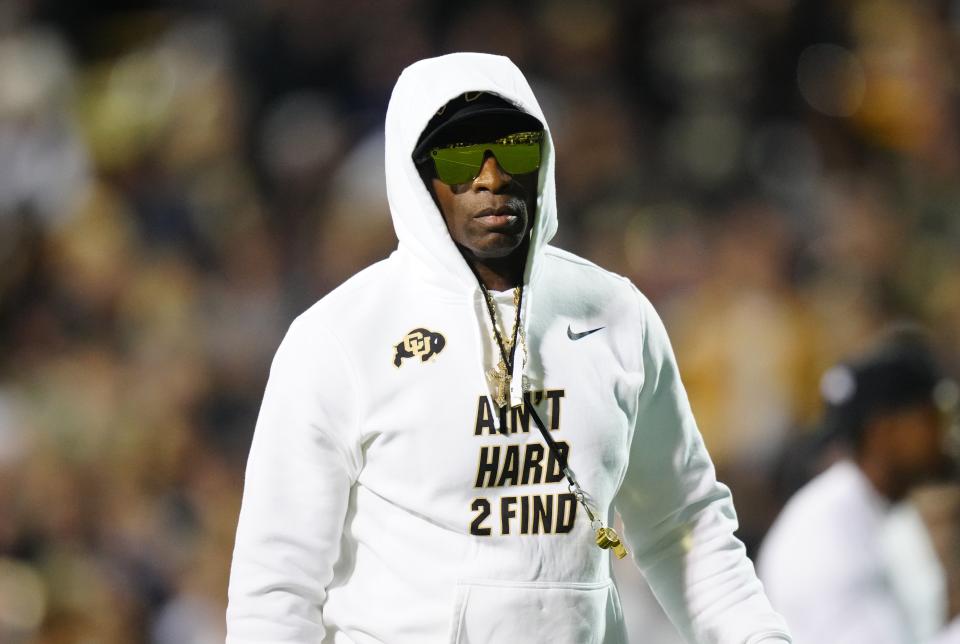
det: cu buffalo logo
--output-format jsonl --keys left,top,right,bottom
{"left": 393, "top": 328, "right": 446, "bottom": 367}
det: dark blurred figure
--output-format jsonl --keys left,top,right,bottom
{"left": 758, "top": 326, "right": 960, "bottom": 643}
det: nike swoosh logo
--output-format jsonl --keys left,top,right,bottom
{"left": 567, "top": 324, "right": 605, "bottom": 341}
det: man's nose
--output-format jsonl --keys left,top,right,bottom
{"left": 472, "top": 152, "right": 511, "bottom": 192}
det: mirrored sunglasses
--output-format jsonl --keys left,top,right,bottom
{"left": 429, "top": 131, "right": 543, "bottom": 185}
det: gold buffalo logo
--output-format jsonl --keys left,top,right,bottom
{"left": 393, "top": 328, "right": 446, "bottom": 367}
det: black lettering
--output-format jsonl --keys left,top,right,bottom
{"left": 546, "top": 390, "right": 565, "bottom": 430}
{"left": 511, "top": 403, "right": 531, "bottom": 433}
{"left": 520, "top": 495, "right": 530, "bottom": 534}
{"left": 498, "top": 404, "right": 509, "bottom": 434}
{"left": 475, "top": 446, "right": 500, "bottom": 487}
{"left": 496, "top": 445, "right": 520, "bottom": 487}
{"left": 475, "top": 397, "right": 497, "bottom": 435}
{"left": 520, "top": 443, "right": 545, "bottom": 485}
{"left": 470, "top": 498, "right": 491, "bottom": 536}
{"left": 532, "top": 495, "right": 552, "bottom": 534}
{"left": 545, "top": 441, "right": 569, "bottom": 483}
{"left": 555, "top": 492, "right": 577, "bottom": 533}
{"left": 501, "top": 496, "right": 517, "bottom": 535}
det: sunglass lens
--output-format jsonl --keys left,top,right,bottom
{"left": 492, "top": 143, "right": 541, "bottom": 176}
{"left": 432, "top": 147, "right": 484, "bottom": 184}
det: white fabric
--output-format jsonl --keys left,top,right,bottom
{"left": 227, "top": 52, "right": 791, "bottom": 644}
{"left": 882, "top": 502, "right": 948, "bottom": 641}
{"left": 758, "top": 461, "right": 960, "bottom": 644}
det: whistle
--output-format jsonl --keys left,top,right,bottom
{"left": 595, "top": 526, "right": 628, "bottom": 559}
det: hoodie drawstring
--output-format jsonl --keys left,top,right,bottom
{"left": 470, "top": 289, "right": 505, "bottom": 432}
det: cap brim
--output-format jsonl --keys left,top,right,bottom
{"left": 413, "top": 107, "right": 543, "bottom": 162}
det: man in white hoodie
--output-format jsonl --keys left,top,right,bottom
{"left": 227, "top": 53, "right": 792, "bottom": 644}
{"left": 758, "top": 331, "right": 959, "bottom": 644}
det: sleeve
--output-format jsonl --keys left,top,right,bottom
{"left": 758, "top": 511, "right": 923, "bottom": 644}
{"left": 828, "top": 590, "right": 917, "bottom": 644}
{"left": 760, "top": 571, "right": 915, "bottom": 644}
{"left": 613, "top": 291, "right": 792, "bottom": 644}
{"left": 932, "top": 618, "right": 960, "bottom": 644}
{"left": 226, "top": 316, "right": 363, "bottom": 643}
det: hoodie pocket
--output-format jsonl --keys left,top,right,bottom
{"left": 447, "top": 578, "right": 625, "bottom": 644}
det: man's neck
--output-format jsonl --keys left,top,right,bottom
{"left": 856, "top": 453, "right": 902, "bottom": 503}
{"left": 460, "top": 243, "right": 528, "bottom": 292}
{"left": 471, "top": 262, "right": 521, "bottom": 291}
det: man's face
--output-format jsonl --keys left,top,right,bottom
{"left": 881, "top": 403, "right": 951, "bottom": 498}
{"left": 426, "top": 129, "right": 540, "bottom": 261}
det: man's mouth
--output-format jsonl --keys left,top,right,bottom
{"left": 474, "top": 203, "right": 523, "bottom": 229}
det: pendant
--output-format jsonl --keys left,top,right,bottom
{"left": 487, "top": 358, "right": 510, "bottom": 408}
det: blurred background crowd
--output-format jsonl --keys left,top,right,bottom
{"left": 2, "top": 0, "right": 960, "bottom": 642}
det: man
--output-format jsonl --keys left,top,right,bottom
{"left": 227, "top": 52, "right": 791, "bottom": 643}
{"left": 758, "top": 330, "right": 960, "bottom": 644}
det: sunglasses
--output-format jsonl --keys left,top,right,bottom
{"left": 429, "top": 131, "right": 543, "bottom": 185}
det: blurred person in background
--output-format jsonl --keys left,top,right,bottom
{"left": 226, "top": 52, "right": 791, "bottom": 644}
{"left": 758, "top": 326, "right": 960, "bottom": 644}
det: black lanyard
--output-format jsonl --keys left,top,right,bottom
{"left": 514, "top": 401, "right": 597, "bottom": 525}
{"left": 508, "top": 400, "right": 628, "bottom": 558}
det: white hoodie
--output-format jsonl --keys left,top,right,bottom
{"left": 227, "top": 53, "right": 792, "bottom": 644}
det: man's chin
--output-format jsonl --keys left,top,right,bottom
{"left": 466, "top": 236, "right": 526, "bottom": 260}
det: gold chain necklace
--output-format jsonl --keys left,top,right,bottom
{"left": 479, "top": 284, "right": 522, "bottom": 408}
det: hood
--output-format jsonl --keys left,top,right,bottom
{"left": 384, "top": 52, "right": 558, "bottom": 294}
{"left": 384, "top": 52, "right": 559, "bottom": 410}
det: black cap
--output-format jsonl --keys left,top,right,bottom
{"left": 412, "top": 92, "right": 543, "bottom": 163}
{"left": 819, "top": 327, "right": 957, "bottom": 444}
